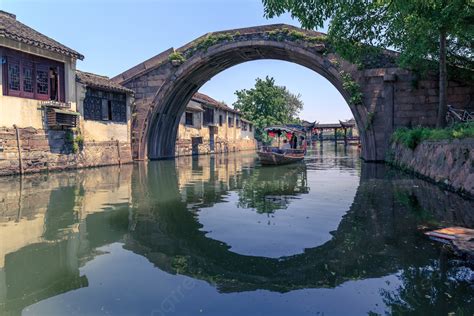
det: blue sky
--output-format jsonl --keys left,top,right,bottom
{"left": 2, "top": 0, "right": 352, "bottom": 123}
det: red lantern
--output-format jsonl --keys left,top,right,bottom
{"left": 286, "top": 132, "right": 292, "bottom": 140}
{"left": 268, "top": 131, "right": 276, "bottom": 138}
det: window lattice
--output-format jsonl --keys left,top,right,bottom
{"left": 84, "top": 88, "right": 127, "bottom": 122}
{"left": 83, "top": 96, "right": 103, "bottom": 120}
{"left": 22, "top": 64, "right": 33, "bottom": 93}
{"left": 8, "top": 63, "right": 20, "bottom": 91}
{"left": 36, "top": 69, "right": 49, "bottom": 95}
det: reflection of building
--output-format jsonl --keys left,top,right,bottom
{"left": 0, "top": 165, "right": 133, "bottom": 314}
{"left": 0, "top": 10, "right": 133, "bottom": 176}
{"left": 176, "top": 92, "right": 256, "bottom": 156}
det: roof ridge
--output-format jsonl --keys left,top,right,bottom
{"left": 0, "top": 10, "right": 16, "bottom": 19}
{"left": 76, "top": 69, "right": 110, "bottom": 79}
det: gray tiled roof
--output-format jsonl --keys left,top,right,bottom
{"left": 0, "top": 10, "right": 84, "bottom": 60}
{"left": 192, "top": 92, "right": 239, "bottom": 114}
{"left": 76, "top": 70, "right": 134, "bottom": 94}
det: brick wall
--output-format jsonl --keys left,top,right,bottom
{"left": 0, "top": 127, "right": 132, "bottom": 176}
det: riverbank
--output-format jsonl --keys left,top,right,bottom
{"left": 388, "top": 137, "right": 474, "bottom": 198}
{"left": 0, "top": 127, "right": 132, "bottom": 176}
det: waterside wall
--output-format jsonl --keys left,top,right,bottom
{"left": 0, "top": 127, "right": 132, "bottom": 176}
{"left": 388, "top": 138, "right": 474, "bottom": 197}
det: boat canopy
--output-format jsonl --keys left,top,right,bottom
{"left": 264, "top": 125, "right": 305, "bottom": 137}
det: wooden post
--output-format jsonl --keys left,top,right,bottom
{"left": 344, "top": 128, "right": 348, "bottom": 146}
{"left": 334, "top": 128, "right": 337, "bottom": 144}
{"left": 116, "top": 140, "right": 122, "bottom": 166}
{"left": 14, "top": 125, "right": 24, "bottom": 175}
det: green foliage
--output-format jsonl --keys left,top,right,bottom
{"left": 72, "top": 142, "right": 79, "bottom": 154}
{"left": 65, "top": 130, "right": 74, "bottom": 142}
{"left": 266, "top": 27, "right": 327, "bottom": 43}
{"left": 75, "top": 134, "right": 84, "bottom": 146}
{"left": 195, "top": 33, "right": 234, "bottom": 51}
{"left": 233, "top": 76, "right": 303, "bottom": 141}
{"left": 340, "top": 71, "right": 363, "bottom": 106}
{"left": 262, "top": 0, "right": 473, "bottom": 72}
{"left": 392, "top": 122, "right": 474, "bottom": 150}
{"left": 66, "top": 130, "right": 84, "bottom": 154}
{"left": 168, "top": 51, "right": 186, "bottom": 63}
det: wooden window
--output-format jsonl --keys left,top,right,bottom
{"left": 7, "top": 59, "right": 20, "bottom": 95}
{"left": 185, "top": 112, "right": 193, "bottom": 126}
{"left": 219, "top": 115, "right": 223, "bottom": 126}
{"left": 22, "top": 62, "right": 34, "bottom": 97}
{"left": 236, "top": 118, "right": 240, "bottom": 128}
{"left": 35, "top": 65, "right": 49, "bottom": 99}
{"left": 249, "top": 124, "right": 253, "bottom": 132}
{"left": 83, "top": 88, "right": 127, "bottom": 122}
{"left": 2, "top": 48, "right": 65, "bottom": 101}
{"left": 111, "top": 100, "right": 127, "bottom": 122}
{"left": 83, "top": 95, "right": 102, "bottom": 120}
{"left": 203, "top": 107, "right": 214, "bottom": 125}
{"left": 228, "top": 116, "right": 234, "bottom": 127}
{"left": 101, "top": 99, "right": 111, "bottom": 121}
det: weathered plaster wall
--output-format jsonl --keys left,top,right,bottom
{"left": 0, "top": 43, "right": 77, "bottom": 129}
{"left": 0, "top": 127, "right": 132, "bottom": 176}
{"left": 388, "top": 138, "right": 474, "bottom": 197}
{"left": 176, "top": 108, "right": 256, "bottom": 157}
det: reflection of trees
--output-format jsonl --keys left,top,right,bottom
{"left": 381, "top": 260, "right": 474, "bottom": 315}
{"left": 237, "top": 164, "right": 309, "bottom": 213}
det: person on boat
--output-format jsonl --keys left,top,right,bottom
{"left": 281, "top": 139, "right": 291, "bottom": 150}
{"left": 290, "top": 133, "right": 298, "bottom": 149}
{"left": 300, "top": 136, "right": 307, "bottom": 152}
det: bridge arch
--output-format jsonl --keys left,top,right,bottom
{"left": 113, "top": 24, "right": 472, "bottom": 161}
{"left": 148, "top": 35, "right": 373, "bottom": 160}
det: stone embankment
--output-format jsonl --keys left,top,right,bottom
{"left": 175, "top": 138, "right": 256, "bottom": 157}
{"left": 0, "top": 127, "right": 132, "bottom": 176}
{"left": 388, "top": 138, "right": 474, "bottom": 197}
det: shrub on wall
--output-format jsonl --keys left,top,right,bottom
{"left": 168, "top": 51, "right": 186, "bottom": 64}
{"left": 392, "top": 122, "right": 474, "bottom": 150}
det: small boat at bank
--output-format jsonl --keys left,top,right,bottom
{"left": 258, "top": 148, "right": 305, "bottom": 165}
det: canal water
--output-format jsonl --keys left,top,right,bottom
{"left": 0, "top": 145, "right": 473, "bottom": 315}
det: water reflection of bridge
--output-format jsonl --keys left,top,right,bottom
{"left": 0, "top": 154, "right": 473, "bottom": 314}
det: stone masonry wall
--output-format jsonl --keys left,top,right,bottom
{"left": 388, "top": 138, "right": 474, "bottom": 197}
{"left": 0, "top": 127, "right": 132, "bottom": 176}
{"left": 175, "top": 137, "right": 256, "bottom": 157}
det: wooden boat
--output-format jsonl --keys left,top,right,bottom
{"left": 257, "top": 148, "right": 305, "bottom": 165}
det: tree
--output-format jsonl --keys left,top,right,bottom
{"left": 233, "top": 76, "right": 303, "bottom": 140}
{"left": 262, "top": 0, "right": 473, "bottom": 127}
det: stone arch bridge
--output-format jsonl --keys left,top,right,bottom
{"left": 113, "top": 24, "right": 473, "bottom": 161}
